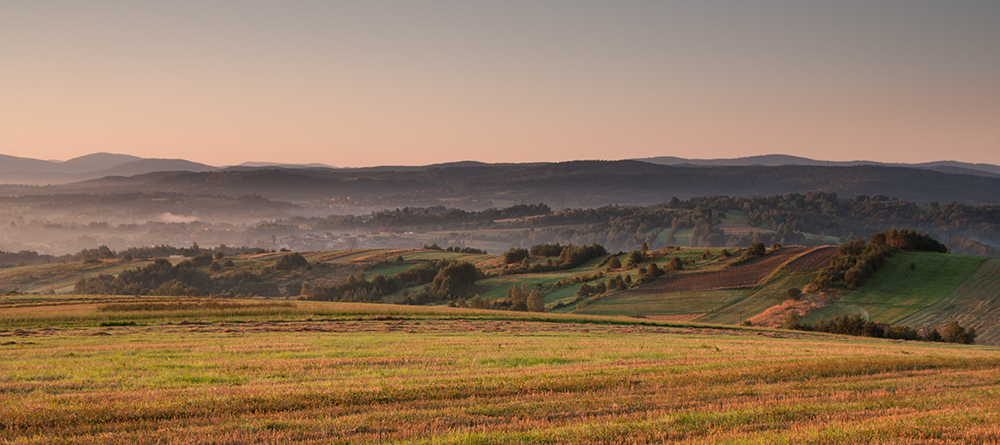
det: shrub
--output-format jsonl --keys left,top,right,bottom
{"left": 941, "top": 322, "right": 976, "bottom": 344}
{"left": 786, "top": 288, "right": 802, "bottom": 300}
{"left": 274, "top": 253, "right": 308, "bottom": 270}
{"left": 747, "top": 242, "right": 766, "bottom": 257}
{"left": 667, "top": 257, "right": 684, "bottom": 271}
{"left": 626, "top": 251, "right": 644, "bottom": 268}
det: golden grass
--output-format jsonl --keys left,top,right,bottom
{"left": 2, "top": 300, "right": 999, "bottom": 443}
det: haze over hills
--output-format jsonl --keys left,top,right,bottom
{"left": 0, "top": 153, "right": 217, "bottom": 184}
{"left": 9, "top": 160, "right": 999, "bottom": 209}
{"left": 4, "top": 152, "right": 1000, "bottom": 185}
{"left": 4, "top": 153, "right": 1000, "bottom": 210}
{"left": 636, "top": 154, "right": 1000, "bottom": 178}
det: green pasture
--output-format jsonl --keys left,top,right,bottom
{"left": 805, "top": 252, "right": 985, "bottom": 325}
{"left": 895, "top": 258, "right": 1000, "bottom": 344}
{"left": 364, "top": 261, "right": 419, "bottom": 277}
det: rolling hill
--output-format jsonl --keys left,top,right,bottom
{"left": 4, "top": 243, "right": 996, "bottom": 344}
{"left": 8, "top": 160, "right": 1000, "bottom": 207}
{"left": 5, "top": 153, "right": 1000, "bottom": 206}
{"left": 637, "top": 154, "right": 1000, "bottom": 178}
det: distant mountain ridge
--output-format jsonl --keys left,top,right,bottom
{"left": 635, "top": 154, "right": 1000, "bottom": 178}
{"left": 0, "top": 153, "right": 218, "bottom": 184}
{"left": 13, "top": 160, "right": 1000, "bottom": 207}
{"left": 4, "top": 152, "right": 999, "bottom": 185}
{"left": 3, "top": 153, "right": 1000, "bottom": 206}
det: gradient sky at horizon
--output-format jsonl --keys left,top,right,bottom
{"left": 2, "top": 1, "right": 999, "bottom": 167}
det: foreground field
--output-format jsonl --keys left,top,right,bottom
{"left": 3, "top": 299, "right": 1000, "bottom": 444}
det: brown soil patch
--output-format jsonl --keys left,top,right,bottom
{"left": 784, "top": 246, "right": 837, "bottom": 269}
{"left": 620, "top": 246, "right": 811, "bottom": 296}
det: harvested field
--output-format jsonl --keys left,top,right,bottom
{"left": 0, "top": 318, "right": 809, "bottom": 340}
{"left": 784, "top": 245, "right": 837, "bottom": 269}
{"left": 619, "top": 246, "right": 810, "bottom": 296}
{"left": 4, "top": 303, "right": 1000, "bottom": 444}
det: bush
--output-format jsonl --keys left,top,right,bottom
{"left": 941, "top": 322, "right": 976, "bottom": 344}
{"left": 275, "top": 253, "right": 308, "bottom": 270}
{"left": 667, "top": 257, "right": 684, "bottom": 271}
{"left": 626, "top": 251, "right": 644, "bottom": 268}
{"left": 786, "top": 288, "right": 802, "bottom": 300}
{"left": 747, "top": 242, "right": 766, "bottom": 257}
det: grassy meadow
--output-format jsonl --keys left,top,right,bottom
{"left": 3, "top": 297, "right": 1000, "bottom": 444}
{"left": 805, "top": 254, "right": 1000, "bottom": 344}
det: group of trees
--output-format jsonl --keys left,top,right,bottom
{"left": 302, "top": 258, "right": 481, "bottom": 305}
{"left": 75, "top": 251, "right": 289, "bottom": 297}
{"left": 501, "top": 243, "right": 609, "bottom": 275}
{"left": 2, "top": 243, "right": 269, "bottom": 268}
{"left": 811, "top": 229, "right": 945, "bottom": 291}
{"left": 75, "top": 259, "right": 212, "bottom": 296}
{"left": 452, "top": 285, "right": 544, "bottom": 312}
{"left": 301, "top": 273, "right": 385, "bottom": 303}
{"left": 502, "top": 284, "right": 545, "bottom": 312}
{"left": 394, "top": 260, "right": 481, "bottom": 305}
{"left": 785, "top": 312, "right": 976, "bottom": 344}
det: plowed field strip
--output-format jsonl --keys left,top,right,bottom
{"left": 619, "top": 246, "right": 810, "bottom": 296}
{"left": 784, "top": 246, "right": 836, "bottom": 269}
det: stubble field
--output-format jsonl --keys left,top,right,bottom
{"left": 3, "top": 298, "right": 1000, "bottom": 444}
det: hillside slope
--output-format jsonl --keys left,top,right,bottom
{"left": 4, "top": 246, "right": 998, "bottom": 344}
{"left": 804, "top": 253, "right": 1000, "bottom": 343}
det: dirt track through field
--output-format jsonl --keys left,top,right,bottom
{"left": 619, "top": 246, "right": 822, "bottom": 296}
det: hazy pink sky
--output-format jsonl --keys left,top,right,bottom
{"left": 2, "top": 1, "right": 999, "bottom": 167}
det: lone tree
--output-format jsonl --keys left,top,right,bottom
{"left": 782, "top": 309, "right": 800, "bottom": 330}
{"left": 787, "top": 288, "right": 803, "bottom": 301}
{"left": 667, "top": 256, "right": 684, "bottom": 271}
{"left": 747, "top": 242, "right": 767, "bottom": 257}
{"left": 626, "top": 251, "right": 644, "bottom": 268}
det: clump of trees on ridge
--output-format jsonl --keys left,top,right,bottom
{"left": 810, "top": 228, "right": 947, "bottom": 291}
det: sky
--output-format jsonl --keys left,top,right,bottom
{"left": 2, "top": 1, "right": 999, "bottom": 167}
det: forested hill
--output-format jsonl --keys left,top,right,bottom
{"left": 37, "top": 161, "right": 1000, "bottom": 207}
